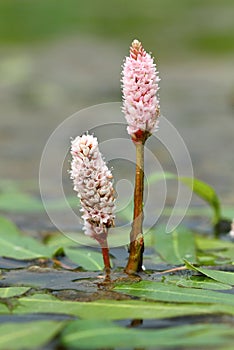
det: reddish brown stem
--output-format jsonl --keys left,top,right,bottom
{"left": 95, "top": 236, "right": 111, "bottom": 274}
{"left": 125, "top": 141, "right": 145, "bottom": 274}
{"left": 101, "top": 245, "right": 111, "bottom": 273}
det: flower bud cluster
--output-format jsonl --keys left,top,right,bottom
{"left": 70, "top": 134, "right": 115, "bottom": 239}
{"left": 122, "top": 39, "right": 160, "bottom": 140}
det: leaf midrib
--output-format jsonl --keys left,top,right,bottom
{"left": 116, "top": 286, "right": 234, "bottom": 305}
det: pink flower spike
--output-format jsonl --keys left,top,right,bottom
{"left": 122, "top": 39, "right": 160, "bottom": 142}
{"left": 70, "top": 134, "right": 115, "bottom": 243}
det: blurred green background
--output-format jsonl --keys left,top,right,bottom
{"left": 1, "top": 0, "right": 234, "bottom": 55}
{"left": 0, "top": 0, "right": 234, "bottom": 210}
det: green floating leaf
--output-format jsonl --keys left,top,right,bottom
{"left": 148, "top": 172, "right": 221, "bottom": 225}
{"left": 0, "top": 321, "right": 65, "bottom": 350}
{"left": 0, "top": 181, "right": 78, "bottom": 213}
{"left": 13, "top": 293, "right": 234, "bottom": 319}
{"left": 114, "top": 281, "right": 234, "bottom": 306}
{"left": 0, "top": 303, "right": 10, "bottom": 315}
{"left": 61, "top": 320, "right": 234, "bottom": 349}
{"left": 0, "top": 190, "right": 44, "bottom": 213}
{"left": 45, "top": 232, "right": 78, "bottom": 249}
{"left": 179, "top": 177, "right": 221, "bottom": 225}
{"left": 64, "top": 248, "right": 105, "bottom": 271}
{"left": 195, "top": 235, "right": 234, "bottom": 250}
{"left": 197, "top": 254, "right": 217, "bottom": 265}
{"left": 153, "top": 226, "right": 196, "bottom": 265}
{"left": 222, "top": 247, "right": 234, "bottom": 263}
{"left": 185, "top": 260, "right": 234, "bottom": 286}
{"left": 0, "top": 287, "right": 30, "bottom": 298}
{"left": 0, "top": 217, "right": 53, "bottom": 259}
{"left": 195, "top": 235, "right": 234, "bottom": 265}
{"left": 176, "top": 276, "right": 232, "bottom": 290}
{"left": 0, "top": 217, "right": 22, "bottom": 236}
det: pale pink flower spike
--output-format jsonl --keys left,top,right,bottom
{"left": 70, "top": 134, "right": 115, "bottom": 244}
{"left": 122, "top": 39, "right": 160, "bottom": 141}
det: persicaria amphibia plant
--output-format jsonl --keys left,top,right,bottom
{"left": 71, "top": 39, "right": 160, "bottom": 274}
{"left": 70, "top": 134, "right": 115, "bottom": 272}
{"left": 122, "top": 39, "right": 160, "bottom": 273}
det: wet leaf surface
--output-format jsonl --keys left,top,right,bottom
{"left": 176, "top": 276, "right": 232, "bottom": 290}
{"left": 114, "top": 281, "right": 234, "bottom": 307}
{"left": 0, "top": 320, "right": 66, "bottom": 350}
{"left": 0, "top": 303, "right": 10, "bottom": 315}
{"left": 0, "top": 217, "right": 54, "bottom": 259}
{"left": 64, "top": 248, "right": 106, "bottom": 271}
{"left": 61, "top": 320, "right": 234, "bottom": 349}
{"left": 185, "top": 260, "right": 234, "bottom": 285}
{"left": 0, "top": 287, "right": 30, "bottom": 298}
{"left": 0, "top": 215, "right": 233, "bottom": 349}
{"left": 153, "top": 226, "right": 197, "bottom": 264}
{"left": 11, "top": 293, "right": 234, "bottom": 320}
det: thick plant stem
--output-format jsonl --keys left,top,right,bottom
{"left": 100, "top": 238, "right": 111, "bottom": 274}
{"left": 101, "top": 246, "right": 111, "bottom": 273}
{"left": 125, "top": 141, "right": 145, "bottom": 274}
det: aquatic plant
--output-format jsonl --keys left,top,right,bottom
{"left": 70, "top": 134, "right": 115, "bottom": 271}
{"left": 122, "top": 39, "right": 160, "bottom": 273}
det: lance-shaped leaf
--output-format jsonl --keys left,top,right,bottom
{"left": 13, "top": 293, "right": 234, "bottom": 319}
{"left": 114, "top": 281, "right": 234, "bottom": 306}
{"left": 148, "top": 172, "right": 221, "bottom": 225}
{"left": 152, "top": 226, "right": 196, "bottom": 264}
{"left": 0, "top": 321, "right": 65, "bottom": 350}
{"left": 0, "top": 217, "right": 53, "bottom": 259}
{"left": 61, "top": 320, "right": 234, "bottom": 349}
{"left": 185, "top": 260, "right": 234, "bottom": 286}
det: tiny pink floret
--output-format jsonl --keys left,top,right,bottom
{"left": 70, "top": 134, "right": 115, "bottom": 240}
{"left": 122, "top": 39, "right": 160, "bottom": 139}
